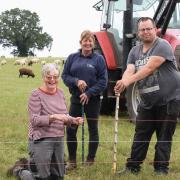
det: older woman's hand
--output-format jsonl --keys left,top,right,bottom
{"left": 73, "top": 117, "right": 83, "bottom": 125}
{"left": 49, "top": 114, "right": 84, "bottom": 126}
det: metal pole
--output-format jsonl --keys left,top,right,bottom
{"left": 81, "top": 104, "right": 85, "bottom": 164}
{"left": 112, "top": 94, "right": 120, "bottom": 173}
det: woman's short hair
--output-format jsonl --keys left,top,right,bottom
{"left": 41, "top": 63, "right": 60, "bottom": 77}
{"left": 80, "top": 30, "right": 95, "bottom": 43}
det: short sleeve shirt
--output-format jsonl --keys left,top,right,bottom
{"left": 127, "top": 38, "right": 180, "bottom": 108}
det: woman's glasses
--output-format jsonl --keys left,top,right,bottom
{"left": 45, "top": 75, "right": 59, "bottom": 81}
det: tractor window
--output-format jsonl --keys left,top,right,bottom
{"left": 168, "top": 3, "right": 180, "bottom": 29}
{"left": 132, "top": 0, "right": 159, "bottom": 33}
{"left": 114, "top": 0, "right": 126, "bottom": 11}
{"left": 132, "top": 0, "right": 159, "bottom": 21}
{"left": 100, "top": 0, "right": 124, "bottom": 38}
{"left": 100, "top": 0, "right": 159, "bottom": 38}
{"left": 104, "top": 0, "right": 159, "bottom": 38}
{"left": 133, "top": 0, "right": 158, "bottom": 12}
{"left": 99, "top": 0, "right": 180, "bottom": 40}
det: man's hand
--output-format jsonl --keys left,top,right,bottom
{"left": 114, "top": 79, "right": 129, "bottom": 95}
{"left": 77, "top": 80, "right": 87, "bottom": 93}
{"left": 80, "top": 93, "right": 89, "bottom": 105}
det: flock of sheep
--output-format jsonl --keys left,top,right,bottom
{"left": 0, "top": 57, "right": 64, "bottom": 78}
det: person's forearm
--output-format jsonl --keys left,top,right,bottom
{"left": 128, "top": 66, "right": 154, "bottom": 85}
{"left": 128, "top": 56, "right": 165, "bottom": 84}
{"left": 122, "top": 70, "right": 134, "bottom": 80}
{"left": 121, "top": 64, "right": 135, "bottom": 80}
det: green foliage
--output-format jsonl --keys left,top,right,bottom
{"left": 0, "top": 58, "right": 180, "bottom": 179}
{"left": 0, "top": 8, "right": 53, "bottom": 57}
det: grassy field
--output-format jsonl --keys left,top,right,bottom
{"left": 0, "top": 58, "right": 180, "bottom": 180}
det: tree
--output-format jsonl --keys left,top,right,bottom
{"left": 0, "top": 8, "right": 53, "bottom": 57}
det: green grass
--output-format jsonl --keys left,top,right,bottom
{"left": 0, "top": 58, "right": 180, "bottom": 180}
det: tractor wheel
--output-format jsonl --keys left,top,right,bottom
{"left": 126, "top": 82, "right": 140, "bottom": 123}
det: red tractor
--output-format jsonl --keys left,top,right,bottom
{"left": 93, "top": 0, "right": 180, "bottom": 121}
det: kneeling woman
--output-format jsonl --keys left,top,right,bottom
{"left": 12, "top": 63, "right": 83, "bottom": 180}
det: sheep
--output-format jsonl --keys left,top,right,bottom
{"left": 14, "top": 60, "right": 21, "bottom": 65}
{"left": 20, "top": 59, "right": 27, "bottom": 65}
{"left": 41, "top": 60, "right": 46, "bottom": 65}
{"left": 27, "top": 60, "right": 33, "bottom": 66}
{"left": 14, "top": 59, "right": 26, "bottom": 66}
{"left": 31, "top": 58, "right": 39, "bottom": 64}
{"left": 19, "top": 68, "right": 35, "bottom": 78}
{"left": 54, "top": 59, "right": 61, "bottom": 65}
{"left": 0, "top": 60, "right": 7, "bottom": 65}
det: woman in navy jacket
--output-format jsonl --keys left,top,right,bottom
{"left": 62, "top": 30, "right": 108, "bottom": 170}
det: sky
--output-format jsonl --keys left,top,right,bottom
{"left": 0, "top": 0, "right": 102, "bottom": 57}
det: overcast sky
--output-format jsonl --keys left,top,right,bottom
{"left": 0, "top": 0, "right": 101, "bottom": 57}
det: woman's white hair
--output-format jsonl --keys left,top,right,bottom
{"left": 41, "top": 63, "right": 60, "bottom": 77}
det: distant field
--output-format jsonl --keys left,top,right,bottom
{"left": 0, "top": 58, "right": 180, "bottom": 180}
